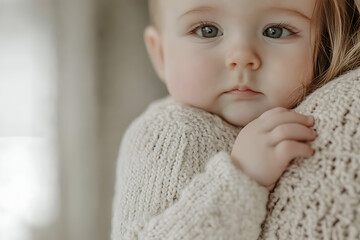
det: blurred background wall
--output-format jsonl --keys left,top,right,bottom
{"left": 97, "top": 0, "right": 167, "bottom": 239}
{"left": 0, "top": 0, "right": 167, "bottom": 239}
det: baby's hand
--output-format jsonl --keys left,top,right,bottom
{"left": 231, "top": 107, "right": 316, "bottom": 190}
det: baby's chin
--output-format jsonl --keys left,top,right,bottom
{"left": 221, "top": 116, "right": 253, "bottom": 128}
{"left": 220, "top": 110, "right": 264, "bottom": 128}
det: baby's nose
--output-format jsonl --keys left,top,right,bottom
{"left": 225, "top": 48, "right": 261, "bottom": 71}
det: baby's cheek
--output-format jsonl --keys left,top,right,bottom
{"left": 169, "top": 73, "right": 208, "bottom": 105}
{"left": 168, "top": 55, "right": 216, "bottom": 105}
{"left": 271, "top": 58, "right": 313, "bottom": 105}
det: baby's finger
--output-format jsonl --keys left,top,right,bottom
{"left": 262, "top": 111, "right": 315, "bottom": 132}
{"left": 269, "top": 123, "right": 317, "bottom": 146}
{"left": 275, "top": 141, "right": 315, "bottom": 165}
{"left": 260, "top": 107, "right": 288, "bottom": 118}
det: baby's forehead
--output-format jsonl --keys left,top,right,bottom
{"left": 152, "top": 0, "right": 318, "bottom": 33}
{"left": 158, "top": 0, "right": 316, "bottom": 17}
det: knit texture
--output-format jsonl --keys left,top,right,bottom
{"left": 112, "top": 67, "right": 360, "bottom": 240}
{"left": 111, "top": 98, "right": 269, "bottom": 240}
{"left": 259, "top": 67, "right": 360, "bottom": 240}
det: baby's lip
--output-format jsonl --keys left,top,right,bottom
{"left": 225, "top": 86, "right": 261, "bottom": 94}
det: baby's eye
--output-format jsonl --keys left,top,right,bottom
{"left": 195, "top": 25, "right": 223, "bottom": 38}
{"left": 263, "top": 26, "right": 295, "bottom": 39}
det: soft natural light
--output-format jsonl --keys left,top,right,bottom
{"left": 0, "top": 1, "right": 58, "bottom": 239}
{"left": 0, "top": 138, "right": 58, "bottom": 240}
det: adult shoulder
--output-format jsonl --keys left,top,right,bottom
{"left": 260, "top": 67, "right": 360, "bottom": 239}
{"left": 295, "top": 67, "right": 360, "bottom": 152}
{"left": 296, "top": 67, "right": 360, "bottom": 115}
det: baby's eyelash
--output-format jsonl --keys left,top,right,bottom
{"left": 188, "top": 21, "right": 217, "bottom": 35}
{"left": 271, "top": 22, "right": 300, "bottom": 34}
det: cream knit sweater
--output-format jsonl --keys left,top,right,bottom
{"left": 111, "top": 67, "right": 360, "bottom": 240}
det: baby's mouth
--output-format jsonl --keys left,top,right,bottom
{"left": 225, "top": 87, "right": 262, "bottom": 98}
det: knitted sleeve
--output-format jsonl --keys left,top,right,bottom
{"left": 111, "top": 100, "right": 268, "bottom": 240}
{"left": 260, "top": 67, "right": 360, "bottom": 239}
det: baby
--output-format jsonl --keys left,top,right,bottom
{"left": 112, "top": 0, "right": 360, "bottom": 239}
{"left": 145, "top": 0, "right": 317, "bottom": 188}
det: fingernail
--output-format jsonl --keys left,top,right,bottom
{"left": 308, "top": 116, "right": 315, "bottom": 124}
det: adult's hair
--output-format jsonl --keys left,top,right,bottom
{"left": 309, "top": 0, "right": 360, "bottom": 94}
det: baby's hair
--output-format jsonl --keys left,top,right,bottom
{"left": 308, "top": 0, "right": 360, "bottom": 94}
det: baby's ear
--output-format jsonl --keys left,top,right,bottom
{"left": 144, "top": 26, "right": 165, "bottom": 82}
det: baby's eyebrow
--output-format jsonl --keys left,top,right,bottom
{"left": 267, "top": 7, "right": 312, "bottom": 21}
{"left": 177, "top": 5, "right": 311, "bottom": 22}
{"left": 178, "top": 6, "right": 219, "bottom": 20}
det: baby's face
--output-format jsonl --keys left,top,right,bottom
{"left": 150, "top": 0, "right": 317, "bottom": 127}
